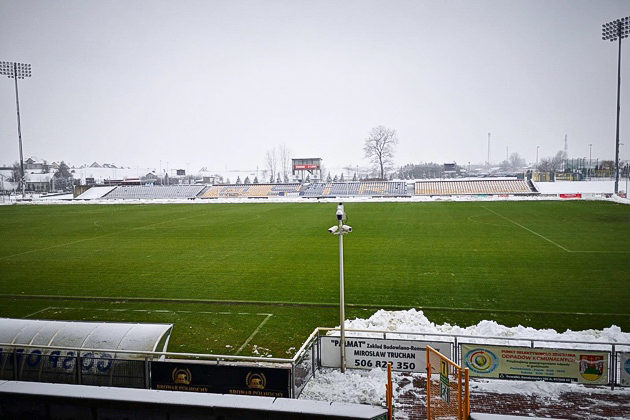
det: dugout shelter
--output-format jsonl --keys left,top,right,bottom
{"left": 0, "top": 318, "right": 173, "bottom": 387}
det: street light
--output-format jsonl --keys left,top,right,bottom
{"left": 536, "top": 146, "right": 540, "bottom": 168}
{"left": 1, "top": 61, "right": 32, "bottom": 197}
{"left": 328, "top": 203, "right": 352, "bottom": 373}
{"left": 602, "top": 16, "right": 630, "bottom": 194}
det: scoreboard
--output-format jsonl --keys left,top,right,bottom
{"left": 292, "top": 158, "right": 322, "bottom": 180}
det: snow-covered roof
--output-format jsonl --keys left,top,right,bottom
{"left": 0, "top": 318, "right": 173, "bottom": 353}
{"left": 75, "top": 186, "right": 117, "bottom": 199}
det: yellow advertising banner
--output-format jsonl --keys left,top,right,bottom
{"left": 461, "top": 344, "right": 608, "bottom": 385}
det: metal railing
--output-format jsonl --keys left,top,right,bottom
{"left": 0, "top": 341, "right": 297, "bottom": 394}
{"left": 2, "top": 326, "right": 629, "bottom": 394}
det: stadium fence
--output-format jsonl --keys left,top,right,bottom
{"left": 312, "top": 327, "right": 630, "bottom": 390}
{"left": 1, "top": 326, "right": 628, "bottom": 400}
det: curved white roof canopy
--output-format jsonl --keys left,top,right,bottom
{"left": 0, "top": 318, "right": 173, "bottom": 353}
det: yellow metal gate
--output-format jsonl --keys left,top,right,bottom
{"left": 426, "top": 345, "right": 470, "bottom": 420}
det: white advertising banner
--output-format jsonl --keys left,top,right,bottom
{"left": 461, "top": 344, "right": 609, "bottom": 385}
{"left": 620, "top": 352, "right": 630, "bottom": 386}
{"left": 320, "top": 336, "right": 451, "bottom": 373}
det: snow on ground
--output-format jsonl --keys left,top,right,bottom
{"left": 300, "top": 368, "right": 391, "bottom": 406}
{"left": 300, "top": 309, "right": 630, "bottom": 409}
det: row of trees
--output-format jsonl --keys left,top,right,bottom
{"left": 259, "top": 126, "right": 400, "bottom": 183}
{"left": 9, "top": 161, "right": 74, "bottom": 192}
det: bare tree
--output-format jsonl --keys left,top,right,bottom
{"left": 10, "top": 162, "right": 20, "bottom": 182}
{"left": 278, "top": 144, "right": 292, "bottom": 180}
{"left": 265, "top": 148, "right": 277, "bottom": 180}
{"left": 508, "top": 152, "right": 526, "bottom": 169}
{"left": 364, "top": 126, "right": 398, "bottom": 180}
{"left": 537, "top": 151, "right": 565, "bottom": 172}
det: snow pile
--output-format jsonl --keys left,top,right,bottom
{"left": 300, "top": 367, "right": 390, "bottom": 406}
{"left": 337, "top": 309, "right": 630, "bottom": 350}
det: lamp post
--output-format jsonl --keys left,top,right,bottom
{"left": 588, "top": 144, "right": 593, "bottom": 178}
{"left": 1, "top": 61, "right": 32, "bottom": 197}
{"left": 328, "top": 203, "right": 352, "bottom": 373}
{"left": 602, "top": 17, "right": 629, "bottom": 194}
{"left": 536, "top": 146, "right": 540, "bottom": 167}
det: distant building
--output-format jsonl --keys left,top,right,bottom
{"left": 25, "top": 172, "right": 54, "bottom": 192}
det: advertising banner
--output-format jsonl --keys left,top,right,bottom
{"left": 150, "top": 361, "right": 291, "bottom": 397}
{"left": 461, "top": 344, "right": 608, "bottom": 385}
{"left": 619, "top": 352, "right": 630, "bottom": 386}
{"left": 320, "top": 336, "right": 451, "bottom": 373}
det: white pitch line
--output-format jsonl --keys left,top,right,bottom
{"left": 33, "top": 305, "right": 274, "bottom": 355}
{"left": 235, "top": 314, "right": 273, "bottom": 355}
{"left": 3, "top": 295, "right": 626, "bottom": 316}
{"left": 47, "top": 307, "right": 271, "bottom": 317}
{"left": 482, "top": 206, "right": 630, "bottom": 254}
{"left": 482, "top": 206, "right": 571, "bottom": 252}
{"left": 24, "top": 306, "right": 52, "bottom": 318}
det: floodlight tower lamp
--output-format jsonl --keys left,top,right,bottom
{"left": 327, "top": 202, "right": 352, "bottom": 373}
{"left": 1, "top": 61, "right": 32, "bottom": 197}
{"left": 602, "top": 17, "right": 630, "bottom": 194}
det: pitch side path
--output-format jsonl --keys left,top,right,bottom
{"left": 395, "top": 375, "right": 630, "bottom": 419}
{"left": 0, "top": 201, "right": 628, "bottom": 355}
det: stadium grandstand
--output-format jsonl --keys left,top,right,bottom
{"left": 73, "top": 179, "right": 539, "bottom": 200}
{"left": 303, "top": 182, "right": 407, "bottom": 197}
{"left": 199, "top": 182, "right": 408, "bottom": 199}
{"left": 102, "top": 185, "right": 205, "bottom": 200}
{"left": 199, "top": 183, "right": 302, "bottom": 198}
{"left": 414, "top": 179, "right": 536, "bottom": 195}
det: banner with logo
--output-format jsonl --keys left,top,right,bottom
{"left": 320, "top": 336, "right": 451, "bottom": 372}
{"left": 619, "top": 352, "right": 630, "bottom": 386}
{"left": 150, "top": 361, "right": 291, "bottom": 397}
{"left": 461, "top": 344, "right": 609, "bottom": 385}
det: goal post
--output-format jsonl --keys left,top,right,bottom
{"left": 426, "top": 345, "right": 470, "bottom": 420}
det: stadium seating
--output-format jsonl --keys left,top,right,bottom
{"left": 299, "top": 183, "right": 325, "bottom": 197}
{"left": 199, "top": 184, "right": 301, "bottom": 198}
{"left": 298, "top": 182, "right": 407, "bottom": 197}
{"left": 103, "top": 185, "right": 205, "bottom": 200}
{"left": 96, "top": 180, "right": 534, "bottom": 200}
{"left": 414, "top": 179, "right": 535, "bottom": 195}
{"left": 202, "top": 182, "right": 409, "bottom": 198}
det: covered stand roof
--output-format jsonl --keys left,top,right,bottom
{"left": 0, "top": 318, "right": 173, "bottom": 353}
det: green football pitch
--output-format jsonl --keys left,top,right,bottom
{"left": 0, "top": 200, "right": 628, "bottom": 356}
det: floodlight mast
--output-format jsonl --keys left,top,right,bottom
{"left": 1, "top": 61, "right": 32, "bottom": 197}
{"left": 328, "top": 203, "right": 352, "bottom": 373}
{"left": 602, "top": 17, "right": 629, "bottom": 194}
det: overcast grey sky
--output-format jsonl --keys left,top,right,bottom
{"left": 1, "top": 0, "right": 628, "bottom": 173}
